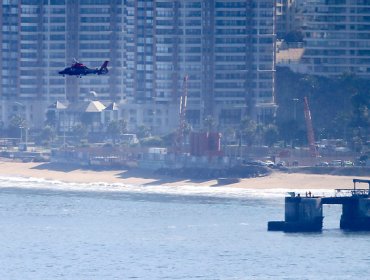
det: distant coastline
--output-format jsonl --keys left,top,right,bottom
{"left": 0, "top": 159, "right": 368, "bottom": 190}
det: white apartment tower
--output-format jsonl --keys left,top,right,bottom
{"left": 302, "top": 0, "right": 370, "bottom": 77}
{"left": 123, "top": 0, "right": 277, "bottom": 128}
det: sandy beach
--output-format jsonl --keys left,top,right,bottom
{"left": 0, "top": 160, "right": 368, "bottom": 190}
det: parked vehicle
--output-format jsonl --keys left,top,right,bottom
{"left": 343, "top": 160, "right": 354, "bottom": 166}
{"left": 264, "top": 160, "right": 275, "bottom": 167}
{"left": 246, "top": 160, "right": 267, "bottom": 167}
{"left": 315, "top": 161, "right": 329, "bottom": 167}
{"left": 330, "top": 160, "right": 343, "bottom": 167}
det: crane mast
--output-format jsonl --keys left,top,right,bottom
{"left": 174, "top": 75, "right": 188, "bottom": 154}
{"left": 303, "top": 96, "right": 319, "bottom": 157}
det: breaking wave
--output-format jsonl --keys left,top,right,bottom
{"left": 0, "top": 175, "right": 335, "bottom": 200}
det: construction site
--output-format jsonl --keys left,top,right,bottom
{"left": 46, "top": 75, "right": 368, "bottom": 180}
{"left": 0, "top": 68, "right": 367, "bottom": 179}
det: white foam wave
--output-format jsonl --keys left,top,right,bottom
{"left": 0, "top": 175, "right": 336, "bottom": 199}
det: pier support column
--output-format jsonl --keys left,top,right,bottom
{"left": 340, "top": 197, "right": 370, "bottom": 230}
{"left": 268, "top": 197, "right": 323, "bottom": 232}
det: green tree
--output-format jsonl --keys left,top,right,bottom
{"left": 223, "top": 126, "right": 236, "bottom": 145}
{"left": 255, "top": 123, "right": 265, "bottom": 146}
{"left": 9, "top": 115, "right": 27, "bottom": 139}
{"left": 275, "top": 67, "right": 370, "bottom": 150}
{"left": 136, "top": 125, "right": 151, "bottom": 139}
{"left": 39, "top": 125, "right": 56, "bottom": 146}
{"left": 347, "top": 88, "right": 370, "bottom": 152}
{"left": 329, "top": 113, "right": 350, "bottom": 140}
{"left": 183, "top": 121, "right": 192, "bottom": 137}
{"left": 140, "top": 136, "right": 164, "bottom": 147}
{"left": 72, "top": 124, "right": 87, "bottom": 142}
{"left": 107, "top": 119, "right": 127, "bottom": 144}
{"left": 0, "top": 121, "right": 4, "bottom": 137}
{"left": 350, "top": 90, "right": 370, "bottom": 127}
{"left": 283, "top": 30, "right": 304, "bottom": 43}
{"left": 278, "top": 120, "right": 299, "bottom": 147}
{"left": 45, "top": 110, "right": 57, "bottom": 127}
{"left": 80, "top": 113, "right": 94, "bottom": 127}
{"left": 239, "top": 117, "right": 257, "bottom": 146}
{"left": 263, "top": 124, "right": 279, "bottom": 147}
{"left": 203, "top": 115, "right": 216, "bottom": 132}
{"left": 161, "top": 132, "right": 176, "bottom": 147}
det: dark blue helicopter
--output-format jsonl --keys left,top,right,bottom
{"left": 59, "top": 59, "right": 109, "bottom": 77}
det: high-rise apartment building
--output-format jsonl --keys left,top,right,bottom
{"left": 1, "top": 0, "right": 19, "bottom": 99}
{"left": 123, "top": 0, "right": 277, "bottom": 128}
{"left": 1, "top": 1, "right": 124, "bottom": 98}
{"left": 74, "top": 1, "right": 124, "bottom": 100}
{"left": 276, "top": 0, "right": 297, "bottom": 38}
{"left": 0, "top": 0, "right": 276, "bottom": 132}
{"left": 302, "top": 0, "right": 370, "bottom": 78}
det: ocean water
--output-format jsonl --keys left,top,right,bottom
{"left": 0, "top": 176, "right": 369, "bottom": 279}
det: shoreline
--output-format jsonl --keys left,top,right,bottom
{"left": 0, "top": 160, "right": 368, "bottom": 190}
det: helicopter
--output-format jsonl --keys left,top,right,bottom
{"left": 59, "top": 59, "right": 109, "bottom": 77}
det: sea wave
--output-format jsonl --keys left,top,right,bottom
{"left": 0, "top": 175, "right": 335, "bottom": 200}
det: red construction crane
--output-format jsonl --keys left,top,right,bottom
{"left": 174, "top": 75, "right": 188, "bottom": 153}
{"left": 303, "top": 96, "right": 319, "bottom": 157}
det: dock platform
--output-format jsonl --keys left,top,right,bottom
{"left": 268, "top": 179, "right": 370, "bottom": 232}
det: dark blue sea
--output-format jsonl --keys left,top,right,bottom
{"left": 0, "top": 176, "right": 368, "bottom": 279}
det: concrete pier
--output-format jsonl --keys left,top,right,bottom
{"left": 340, "top": 197, "right": 370, "bottom": 230}
{"left": 268, "top": 196, "right": 323, "bottom": 232}
{"left": 268, "top": 179, "right": 370, "bottom": 232}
